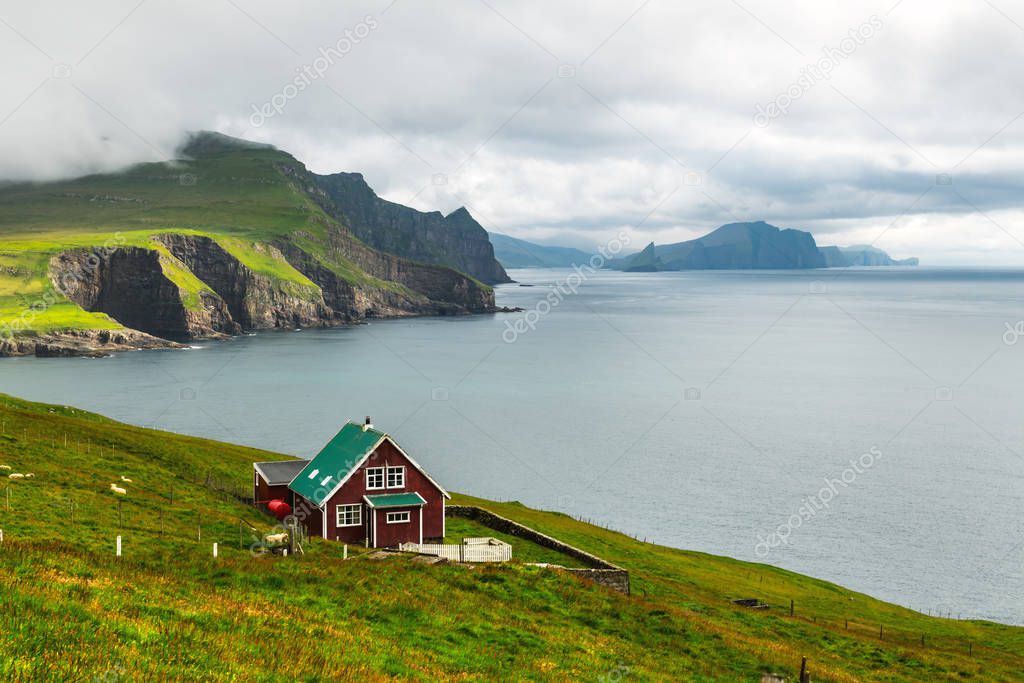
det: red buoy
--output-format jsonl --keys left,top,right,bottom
{"left": 266, "top": 499, "right": 292, "bottom": 520}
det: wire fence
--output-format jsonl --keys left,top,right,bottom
{"left": 0, "top": 436, "right": 277, "bottom": 558}
{"left": 729, "top": 593, "right": 1002, "bottom": 661}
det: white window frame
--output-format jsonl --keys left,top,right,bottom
{"left": 336, "top": 504, "right": 362, "bottom": 527}
{"left": 386, "top": 466, "right": 406, "bottom": 489}
{"left": 386, "top": 511, "right": 410, "bottom": 524}
{"left": 365, "top": 467, "right": 385, "bottom": 490}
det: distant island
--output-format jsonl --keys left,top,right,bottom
{"left": 819, "top": 245, "right": 919, "bottom": 267}
{"left": 603, "top": 221, "right": 917, "bottom": 272}
{"left": 491, "top": 221, "right": 918, "bottom": 272}
{"left": 488, "top": 232, "right": 595, "bottom": 268}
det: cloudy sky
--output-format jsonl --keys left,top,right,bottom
{"left": 3, "top": 0, "right": 1024, "bottom": 264}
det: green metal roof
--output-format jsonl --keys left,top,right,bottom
{"left": 289, "top": 422, "right": 386, "bottom": 505}
{"left": 364, "top": 492, "right": 427, "bottom": 508}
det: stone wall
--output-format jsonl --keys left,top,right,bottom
{"left": 446, "top": 505, "right": 630, "bottom": 595}
{"left": 561, "top": 568, "right": 631, "bottom": 595}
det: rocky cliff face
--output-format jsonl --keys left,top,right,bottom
{"left": 41, "top": 232, "right": 497, "bottom": 353}
{"left": 284, "top": 230, "right": 495, "bottom": 315}
{"left": 51, "top": 248, "right": 238, "bottom": 340}
{"left": 156, "top": 234, "right": 332, "bottom": 329}
{"left": 309, "top": 171, "right": 512, "bottom": 285}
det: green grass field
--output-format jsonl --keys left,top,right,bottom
{"left": 0, "top": 393, "right": 1020, "bottom": 681}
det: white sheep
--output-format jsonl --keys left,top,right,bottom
{"left": 109, "top": 483, "right": 127, "bottom": 495}
{"left": 0, "top": 465, "right": 10, "bottom": 470}
{"left": 8, "top": 473, "right": 24, "bottom": 480}
{"left": 23, "top": 473, "right": 34, "bottom": 478}
{"left": 120, "top": 475, "right": 132, "bottom": 483}
{"left": 264, "top": 532, "right": 288, "bottom": 544}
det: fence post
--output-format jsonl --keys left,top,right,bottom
{"left": 116, "top": 535, "right": 122, "bottom": 557}
{"left": 343, "top": 544, "right": 348, "bottom": 560}
{"left": 790, "top": 599, "right": 794, "bottom": 616}
{"left": 213, "top": 543, "right": 218, "bottom": 559}
{"left": 799, "top": 657, "right": 808, "bottom": 683}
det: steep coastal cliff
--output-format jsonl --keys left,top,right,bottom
{"left": 0, "top": 132, "right": 502, "bottom": 357}
{"left": 312, "top": 171, "right": 511, "bottom": 285}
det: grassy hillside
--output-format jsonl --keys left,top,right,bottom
{"left": 0, "top": 138, "right": 329, "bottom": 332}
{"left": 0, "top": 394, "right": 1020, "bottom": 681}
{"left": 0, "top": 133, "right": 490, "bottom": 341}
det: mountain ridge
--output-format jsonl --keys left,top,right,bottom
{"left": 311, "top": 171, "right": 510, "bottom": 284}
{"left": 607, "top": 221, "right": 917, "bottom": 271}
{"left": 0, "top": 131, "right": 505, "bottom": 357}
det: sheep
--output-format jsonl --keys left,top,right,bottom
{"left": 264, "top": 532, "right": 289, "bottom": 545}
{"left": 24, "top": 473, "right": 34, "bottom": 478}
{"left": 120, "top": 475, "right": 132, "bottom": 483}
{"left": 109, "top": 483, "right": 127, "bottom": 495}
{"left": 8, "top": 473, "right": 24, "bottom": 480}
{"left": 0, "top": 465, "right": 10, "bottom": 470}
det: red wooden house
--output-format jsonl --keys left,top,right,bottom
{"left": 252, "top": 418, "right": 450, "bottom": 547}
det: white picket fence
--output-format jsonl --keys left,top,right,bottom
{"left": 399, "top": 537, "right": 512, "bottom": 562}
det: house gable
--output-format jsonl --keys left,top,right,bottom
{"left": 321, "top": 438, "right": 447, "bottom": 545}
{"left": 289, "top": 422, "right": 449, "bottom": 508}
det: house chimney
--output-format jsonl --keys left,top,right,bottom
{"left": 363, "top": 416, "right": 373, "bottom": 431}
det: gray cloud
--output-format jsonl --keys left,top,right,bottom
{"left": 1, "top": 0, "right": 1023, "bottom": 263}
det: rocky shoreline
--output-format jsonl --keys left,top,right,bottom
{"left": 0, "top": 329, "right": 184, "bottom": 358}
{"left": 0, "top": 305, "right": 524, "bottom": 359}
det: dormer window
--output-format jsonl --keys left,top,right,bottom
{"left": 366, "top": 467, "right": 385, "bottom": 490}
{"left": 386, "top": 466, "right": 405, "bottom": 489}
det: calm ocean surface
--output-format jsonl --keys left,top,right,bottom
{"left": 2, "top": 267, "right": 1022, "bottom": 623}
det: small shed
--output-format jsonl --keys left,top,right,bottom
{"left": 253, "top": 459, "right": 308, "bottom": 511}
